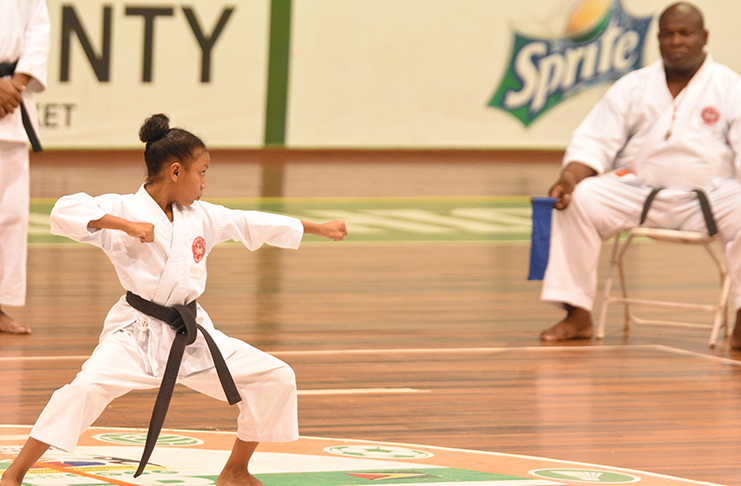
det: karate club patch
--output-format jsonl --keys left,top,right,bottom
{"left": 701, "top": 106, "right": 720, "bottom": 126}
{"left": 192, "top": 236, "right": 206, "bottom": 263}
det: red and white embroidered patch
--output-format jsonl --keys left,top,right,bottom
{"left": 701, "top": 106, "right": 720, "bottom": 126}
{"left": 192, "top": 236, "right": 206, "bottom": 263}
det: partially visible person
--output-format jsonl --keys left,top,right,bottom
{"left": 0, "top": 113, "right": 347, "bottom": 486}
{"left": 0, "top": 0, "right": 50, "bottom": 334}
{"left": 539, "top": 2, "right": 741, "bottom": 348}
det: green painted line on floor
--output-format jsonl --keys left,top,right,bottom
{"left": 28, "top": 197, "right": 534, "bottom": 245}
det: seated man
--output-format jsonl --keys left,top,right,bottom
{"left": 540, "top": 1, "right": 741, "bottom": 348}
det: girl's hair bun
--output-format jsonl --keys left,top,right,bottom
{"left": 139, "top": 113, "right": 170, "bottom": 144}
{"left": 139, "top": 113, "right": 206, "bottom": 184}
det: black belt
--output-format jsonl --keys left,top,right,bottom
{"left": 125, "top": 291, "right": 241, "bottom": 477}
{"left": 640, "top": 188, "right": 718, "bottom": 236}
{"left": 0, "top": 62, "right": 17, "bottom": 77}
{"left": 0, "top": 61, "right": 42, "bottom": 152}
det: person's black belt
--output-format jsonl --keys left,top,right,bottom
{"left": 0, "top": 61, "right": 42, "bottom": 152}
{"left": 125, "top": 291, "right": 241, "bottom": 477}
{"left": 640, "top": 187, "right": 718, "bottom": 236}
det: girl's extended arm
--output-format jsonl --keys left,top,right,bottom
{"left": 88, "top": 214, "right": 155, "bottom": 243}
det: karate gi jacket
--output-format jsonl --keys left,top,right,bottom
{"left": 50, "top": 186, "right": 304, "bottom": 378}
{"left": 564, "top": 55, "right": 741, "bottom": 192}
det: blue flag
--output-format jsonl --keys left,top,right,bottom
{"left": 528, "top": 197, "right": 557, "bottom": 280}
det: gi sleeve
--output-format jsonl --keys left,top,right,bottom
{"left": 16, "top": 0, "right": 50, "bottom": 93}
{"left": 563, "top": 75, "right": 634, "bottom": 174}
{"left": 50, "top": 193, "right": 110, "bottom": 245}
{"left": 205, "top": 202, "right": 304, "bottom": 250}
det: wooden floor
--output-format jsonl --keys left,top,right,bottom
{"left": 2, "top": 151, "right": 741, "bottom": 485}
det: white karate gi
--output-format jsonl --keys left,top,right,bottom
{"left": 31, "top": 186, "right": 304, "bottom": 452}
{"left": 542, "top": 56, "right": 741, "bottom": 311}
{"left": 0, "top": 0, "right": 50, "bottom": 306}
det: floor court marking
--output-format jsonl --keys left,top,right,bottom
{"left": 0, "top": 451, "right": 139, "bottom": 486}
{"left": 298, "top": 387, "right": 430, "bottom": 396}
{"left": 28, "top": 197, "right": 535, "bottom": 245}
{"left": 0, "top": 426, "right": 723, "bottom": 486}
{"left": 1, "top": 344, "right": 738, "bottom": 366}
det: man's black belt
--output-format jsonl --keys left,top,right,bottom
{"left": 125, "top": 291, "right": 241, "bottom": 477}
{"left": 0, "top": 61, "right": 42, "bottom": 152}
{"left": 640, "top": 187, "right": 718, "bottom": 236}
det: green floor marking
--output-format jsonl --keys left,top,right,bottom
{"left": 28, "top": 197, "right": 533, "bottom": 245}
{"left": 255, "top": 467, "right": 526, "bottom": 485}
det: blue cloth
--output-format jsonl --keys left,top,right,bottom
{"left": 528, "top": 197, "right": 557, "bottom": 281}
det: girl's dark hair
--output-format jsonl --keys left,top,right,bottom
{"left": 139, "top": 113, "right": 206, "bottom": 183}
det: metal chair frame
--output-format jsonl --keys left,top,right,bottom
{"left": 597, "top": 227, "right": 732, "bottom": 347}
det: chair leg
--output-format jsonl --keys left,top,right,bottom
{"left": 597, "top": 234, "right": 622, "bottom": 339}
{"left": 710, "top": 273, "right": 732, "bottom": 347}
{"left": 616, "top": 235, "right": 636, "bottom": 338}
{"left": 725, "top": 299, "right": 732, "bottom": 338}
{"left": 704, "top": 242, "right": 732, "bottom": 347}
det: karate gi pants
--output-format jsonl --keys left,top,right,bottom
{"left": 30, "top": 329, "right": 299, "bottom": 453}
{"left": 541, "top": 173, "right": 741, "bottom": 312}
{"left": 0, "top": 141, "right": 29, "bottom": 306}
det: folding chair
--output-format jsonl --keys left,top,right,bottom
{"left": 596, "top": 189, "right": 732, "bottom": 347}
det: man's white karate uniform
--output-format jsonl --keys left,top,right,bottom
{"left": 32, "top": 187, "right": 302, "bottom": 452}
{"left": 0, "top": 0, "right": 49, "bottom": 306}
{"left": 542, "top": 55, "right": 741, "bottom": 311}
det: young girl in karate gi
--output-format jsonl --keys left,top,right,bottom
{"left": 0, "top": 113, "right": 347, "bottom": 486}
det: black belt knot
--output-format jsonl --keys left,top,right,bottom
{"left": 125, "top": 291, "right": 241, "bottom": 477}
{"left": 0, "top": 60, "right": 42, "bottom": 152}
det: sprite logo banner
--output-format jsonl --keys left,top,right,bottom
{"left": 489, "top": 0, "right": 652, "bottom": 126}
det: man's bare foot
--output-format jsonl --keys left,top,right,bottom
{"left": 540, "top": 305, "right": 593, "bottom": 341}
{"left": 0, "top": 308, "right": 31, "bottom": 335}
{"left": 729, "top": 309, "right": 741, "bottom": 350}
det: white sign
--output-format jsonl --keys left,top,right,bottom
{"left": 35, "top": 0, "right": 741, "bottom": 149}
{"left": 39, "top": 1, "right": 271, "bottom": 148}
